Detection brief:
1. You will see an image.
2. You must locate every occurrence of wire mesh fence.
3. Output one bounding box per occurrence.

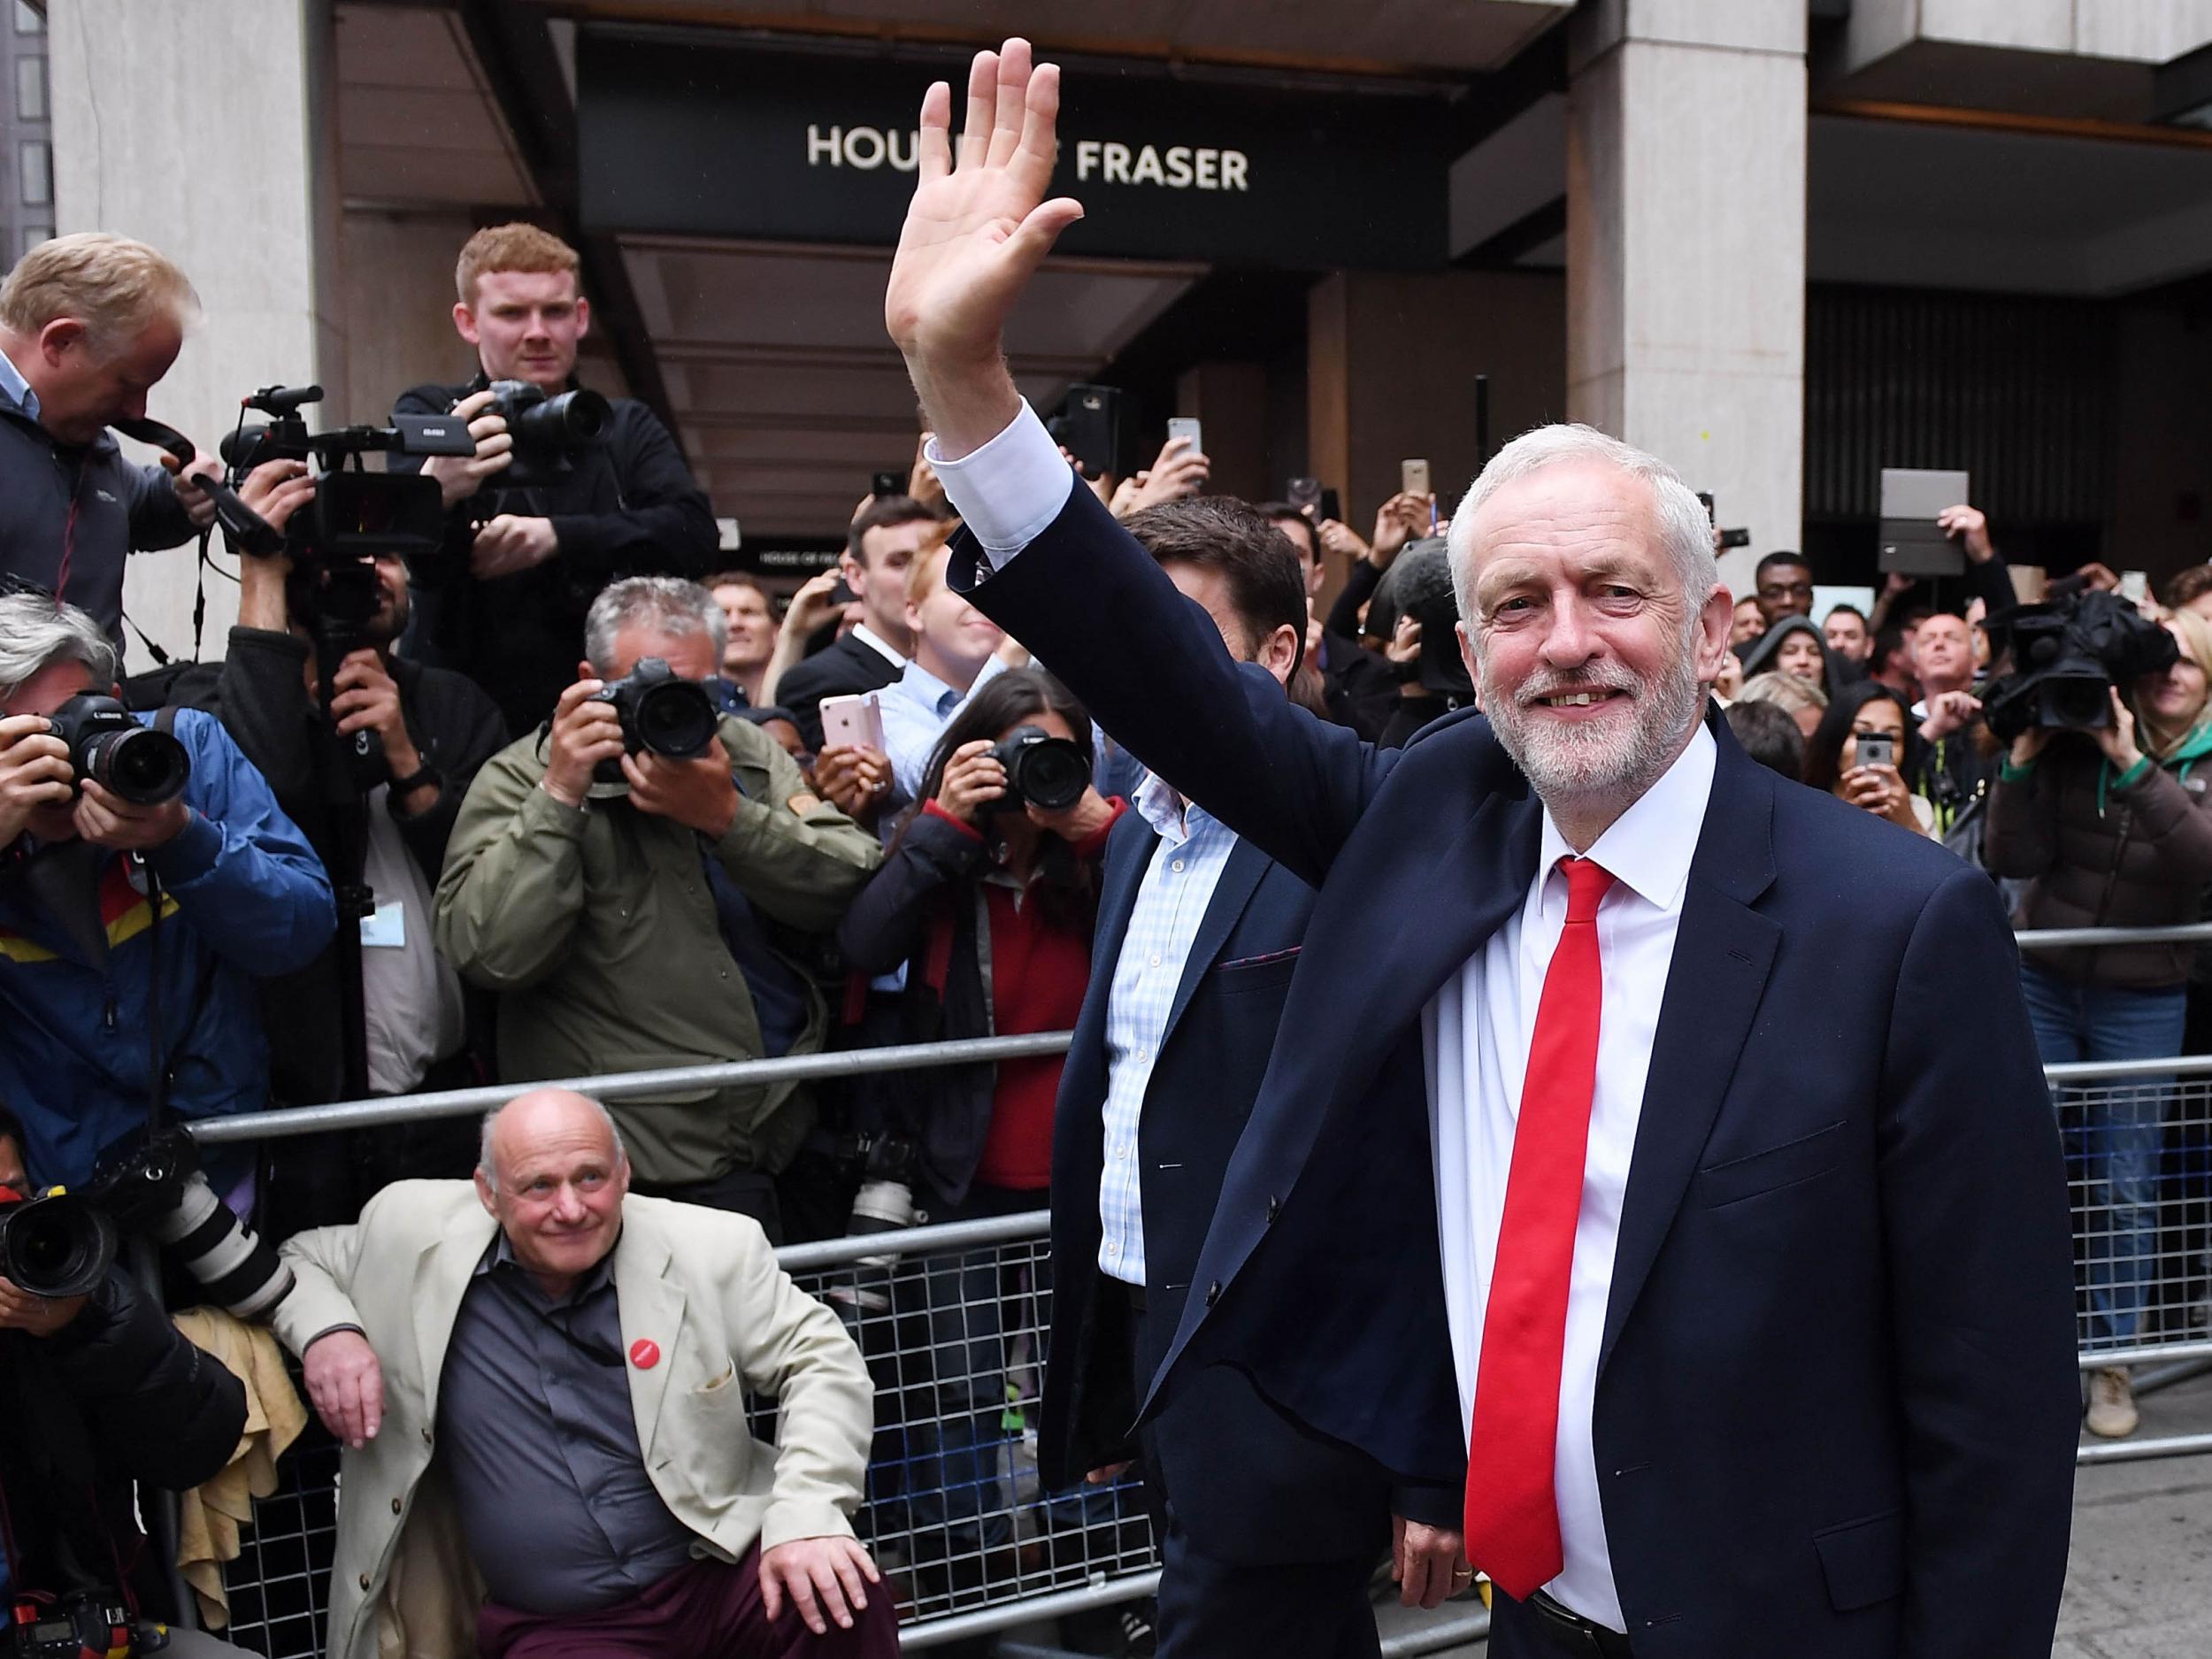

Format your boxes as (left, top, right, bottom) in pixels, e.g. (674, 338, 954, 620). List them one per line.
(201, 1039, 2212, 1656)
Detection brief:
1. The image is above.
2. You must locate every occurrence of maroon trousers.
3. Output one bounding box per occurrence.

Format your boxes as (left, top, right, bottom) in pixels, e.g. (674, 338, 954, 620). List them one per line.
(478, 1549, 900, 1659)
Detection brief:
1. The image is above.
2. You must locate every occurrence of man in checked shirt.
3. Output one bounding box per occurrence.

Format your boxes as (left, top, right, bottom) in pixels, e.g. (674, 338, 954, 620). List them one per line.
(1025, 495, 1464, 1657)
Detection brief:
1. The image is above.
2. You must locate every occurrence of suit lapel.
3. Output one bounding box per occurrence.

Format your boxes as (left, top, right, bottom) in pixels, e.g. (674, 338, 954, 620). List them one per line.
(413, 1204, 497, 1396)
(614, 1217, 686, 1455)
(1598, 735, 1779, 1378)
(1160, 834, 1271, 1047)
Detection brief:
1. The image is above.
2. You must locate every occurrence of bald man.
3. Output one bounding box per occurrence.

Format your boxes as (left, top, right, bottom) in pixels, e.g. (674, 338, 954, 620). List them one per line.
(273, 1089, 895, 1659)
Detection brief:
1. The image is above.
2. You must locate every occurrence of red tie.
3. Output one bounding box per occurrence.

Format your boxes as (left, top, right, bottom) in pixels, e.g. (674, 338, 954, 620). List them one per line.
(1463, 855, 1616, 1599)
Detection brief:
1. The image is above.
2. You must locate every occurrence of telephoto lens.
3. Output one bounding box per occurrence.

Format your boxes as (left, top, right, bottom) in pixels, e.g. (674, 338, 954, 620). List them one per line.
(46, 694, 191, 805)
(985, 724, 1089, 814)
(149, 1171, 296, 1321)
(0, 1188, 119, 1300)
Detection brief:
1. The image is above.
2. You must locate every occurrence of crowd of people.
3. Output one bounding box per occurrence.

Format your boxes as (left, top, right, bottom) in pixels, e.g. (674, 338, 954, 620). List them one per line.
(0, 84, 2199, 1656)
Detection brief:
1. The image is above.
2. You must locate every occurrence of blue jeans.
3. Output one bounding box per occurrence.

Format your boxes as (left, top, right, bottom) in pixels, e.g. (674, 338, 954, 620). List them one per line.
(2018, 962, 2185, 1347)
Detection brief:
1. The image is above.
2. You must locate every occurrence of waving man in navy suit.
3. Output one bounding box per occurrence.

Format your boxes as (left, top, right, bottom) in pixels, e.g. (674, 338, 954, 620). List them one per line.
(881, 40, 2079, 1659)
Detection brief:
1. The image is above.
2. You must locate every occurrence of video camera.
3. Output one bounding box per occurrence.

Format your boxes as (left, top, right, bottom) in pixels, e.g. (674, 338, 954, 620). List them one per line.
(216, 383, 476, 646)
(1980, 583, 2179, 744)
(0, 1127, 294, 1320)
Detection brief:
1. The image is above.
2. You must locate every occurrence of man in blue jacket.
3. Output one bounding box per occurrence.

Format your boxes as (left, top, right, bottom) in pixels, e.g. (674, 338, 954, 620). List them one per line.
(0, 593, 334, 1187)
(879, 42, 2078, 1659)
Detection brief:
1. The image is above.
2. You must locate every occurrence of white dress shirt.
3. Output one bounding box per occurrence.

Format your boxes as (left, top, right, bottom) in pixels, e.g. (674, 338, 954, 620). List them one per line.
(848, 620, 909, 673)
(1425, 726, 1715, 1631)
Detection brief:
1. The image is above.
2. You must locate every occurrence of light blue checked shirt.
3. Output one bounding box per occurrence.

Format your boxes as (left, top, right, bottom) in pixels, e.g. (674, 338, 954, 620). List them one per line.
(1091, 771, 1240, 1283)
(933, 406, 1245, 1285)
(880, 653, 1007, 799)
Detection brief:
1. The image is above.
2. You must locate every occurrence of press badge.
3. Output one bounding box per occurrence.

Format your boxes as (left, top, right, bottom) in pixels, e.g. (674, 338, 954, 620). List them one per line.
(360, 900, 406, 949)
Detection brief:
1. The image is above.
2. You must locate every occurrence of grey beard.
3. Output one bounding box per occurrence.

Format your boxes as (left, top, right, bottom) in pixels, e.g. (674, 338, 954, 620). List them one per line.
(1480, 635, 1706, 813)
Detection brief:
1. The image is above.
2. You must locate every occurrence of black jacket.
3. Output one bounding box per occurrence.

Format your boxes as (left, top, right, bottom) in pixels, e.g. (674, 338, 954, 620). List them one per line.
(0, 1269, 247, 1621)
(775, 632, 905, 754)
(172, 627, 509, 1105)
(0, 402, 197, 642)
(392, 376, 718, 736)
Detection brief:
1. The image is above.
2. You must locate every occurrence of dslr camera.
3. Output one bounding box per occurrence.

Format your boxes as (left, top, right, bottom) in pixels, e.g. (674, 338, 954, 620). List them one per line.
(0, 1128, 293, 1320)
(981, 725, 1088, 815)
(482, 378, 611, 490)
(4, 1589, 150, 1658)
(588, 657, 719, 785)
(1981, 585, 2178, 744)
(44, 695, 189, 805)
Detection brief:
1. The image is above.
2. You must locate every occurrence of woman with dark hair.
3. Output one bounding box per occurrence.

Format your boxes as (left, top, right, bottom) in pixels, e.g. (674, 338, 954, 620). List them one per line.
(834, 667, 1125, 1585)
(1802, 680, 1935, 836)
(1737, 611, 1843, 700)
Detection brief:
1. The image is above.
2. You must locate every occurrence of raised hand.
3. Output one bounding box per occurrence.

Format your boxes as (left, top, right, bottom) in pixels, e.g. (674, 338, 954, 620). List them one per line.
(884, 39, 1084, 457)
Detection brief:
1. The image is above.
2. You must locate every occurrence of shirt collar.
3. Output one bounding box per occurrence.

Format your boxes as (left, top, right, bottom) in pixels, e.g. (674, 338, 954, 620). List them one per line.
(1536, 720, 1717, 914)
(1133, 768, 1208, 847)
(895, 657, 963, 715)
(476, 1226, 621, 1301)
(850, 623, 908, 671)
(0, 345, 37, 423)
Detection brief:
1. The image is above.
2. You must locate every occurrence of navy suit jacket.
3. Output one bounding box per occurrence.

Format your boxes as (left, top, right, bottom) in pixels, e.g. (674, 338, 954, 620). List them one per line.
(953, 478, 2079, 1657)
(1040, 806, 1455, 1563)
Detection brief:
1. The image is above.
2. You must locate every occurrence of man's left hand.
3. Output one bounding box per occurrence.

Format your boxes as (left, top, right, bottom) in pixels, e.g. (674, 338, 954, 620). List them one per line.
(759, 1535, 880, 1635)
(1921, 689, 1983, 742)
(330, 651, 421, 775)
(74, 779, 188, 851)
(165, 455, 224, 532)
(471, 514, 559, 580)
(622, 740, 740, 838)
(1392, 1516, 1471, 1609)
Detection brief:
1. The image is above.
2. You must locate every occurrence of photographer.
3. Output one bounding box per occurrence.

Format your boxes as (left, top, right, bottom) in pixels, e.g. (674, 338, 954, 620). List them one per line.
(0, 234, 223, 641)
(0, 593, 334, 1192)
(434, 578, 880, 1237)
(1985, 607, 2212, 1440)
(833, 670, 1123, 1590)
(393, 225, 717, 737)
(172, 462, 508, 1216)
(0, 1105, 254, 1657)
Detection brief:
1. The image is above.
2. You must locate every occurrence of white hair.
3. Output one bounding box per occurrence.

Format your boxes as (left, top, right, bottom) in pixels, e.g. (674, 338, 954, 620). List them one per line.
(0, 593, 119, 701)
(582, 576, 726, 678)
(477, 1093, 626, 1194)
(1446, 423, 1720, 632)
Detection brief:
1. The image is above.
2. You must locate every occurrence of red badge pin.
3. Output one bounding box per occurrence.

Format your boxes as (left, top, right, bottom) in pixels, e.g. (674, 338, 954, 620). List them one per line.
(628, 1339, 661, 1370)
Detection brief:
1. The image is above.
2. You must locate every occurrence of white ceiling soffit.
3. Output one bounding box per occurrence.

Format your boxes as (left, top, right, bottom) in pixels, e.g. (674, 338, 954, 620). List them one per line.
(1448, 92, 1566, 258)
(334, 3, 535, 209)
(1808, 113, 2212, 296)
(619, 237, 1202, 535)
(519, 0, 1573, 74)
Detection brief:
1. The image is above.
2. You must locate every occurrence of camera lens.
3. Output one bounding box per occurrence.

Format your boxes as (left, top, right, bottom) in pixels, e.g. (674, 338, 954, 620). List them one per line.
(85, 726, 191, 805)
(2043, 673, 2113, 730)
(1011, 737, 1088, 812)
(631, 679, 718, 759)
(0, 1194, 118, 1299)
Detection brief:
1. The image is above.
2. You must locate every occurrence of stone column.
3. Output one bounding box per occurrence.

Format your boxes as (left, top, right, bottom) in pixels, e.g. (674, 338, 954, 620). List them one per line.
(1567, 0, 1806, 597)
(48, 0, 342, 669)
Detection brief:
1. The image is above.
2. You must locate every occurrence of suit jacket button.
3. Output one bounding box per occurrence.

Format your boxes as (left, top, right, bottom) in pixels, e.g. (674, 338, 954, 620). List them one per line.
(358, 1573, 372, 1591)
(421, 1426, 434, 1444)
(1265, 1196, 1280, 1223)
(390, 1498, 403, 1515)
(1205, 1281, 1221, 1307)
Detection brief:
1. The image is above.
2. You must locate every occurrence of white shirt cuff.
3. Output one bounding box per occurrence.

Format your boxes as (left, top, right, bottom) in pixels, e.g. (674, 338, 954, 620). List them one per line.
(927, 399, 1079, 566)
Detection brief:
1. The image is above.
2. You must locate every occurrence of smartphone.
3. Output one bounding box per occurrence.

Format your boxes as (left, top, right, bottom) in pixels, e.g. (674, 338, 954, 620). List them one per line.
(1057, 383, 1122, 479)
(1167, 417, 1203, 456)
(2120, 570, 2150, 605)
(1286, 476, 1322, 516)
(870, 470, 903, 499)
(819, 691, 886, 753)
(1855, 731, 1896, 772)
(1318, 487, 1341, 525)
(1402, 458, 1432, 497)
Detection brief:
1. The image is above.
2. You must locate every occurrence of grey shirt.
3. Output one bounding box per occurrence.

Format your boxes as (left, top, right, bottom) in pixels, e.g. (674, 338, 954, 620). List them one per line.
(435, 1233, 696, 1615)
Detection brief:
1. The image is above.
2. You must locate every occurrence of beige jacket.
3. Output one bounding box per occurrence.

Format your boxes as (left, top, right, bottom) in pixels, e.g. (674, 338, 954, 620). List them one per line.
(273, 1181, 873, 1659)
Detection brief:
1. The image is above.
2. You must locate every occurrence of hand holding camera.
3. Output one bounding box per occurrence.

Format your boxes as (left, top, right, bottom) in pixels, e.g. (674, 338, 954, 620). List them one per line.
(72, 779, 188, 853)
(421, 387, 514, 511)
(622, 741, 739, 839)
(2092, 689, 2143, 772)
(936, 739, 1007, 824)
(1025, 782, 1116, 842)
(542, 679, 630, 807)
(239, 457, 318, 549)
(0, 714, 73, 843)
(0, 1273, 87, 1338)
(472, 512, 559, 581)
(329, 651, 419, 779)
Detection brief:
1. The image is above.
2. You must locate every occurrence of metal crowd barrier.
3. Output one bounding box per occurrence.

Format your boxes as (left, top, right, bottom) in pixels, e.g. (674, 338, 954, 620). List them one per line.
(190, 919, 2212, 1656)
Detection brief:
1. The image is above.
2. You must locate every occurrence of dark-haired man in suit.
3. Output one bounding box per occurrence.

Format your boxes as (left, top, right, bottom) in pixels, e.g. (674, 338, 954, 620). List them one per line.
(776, 497, 942, 753)
(878, 40, 2078, 1658)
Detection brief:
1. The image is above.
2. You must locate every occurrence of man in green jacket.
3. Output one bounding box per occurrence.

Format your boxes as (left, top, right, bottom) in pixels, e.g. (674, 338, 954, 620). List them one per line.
(436, 577, 880, 1234)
